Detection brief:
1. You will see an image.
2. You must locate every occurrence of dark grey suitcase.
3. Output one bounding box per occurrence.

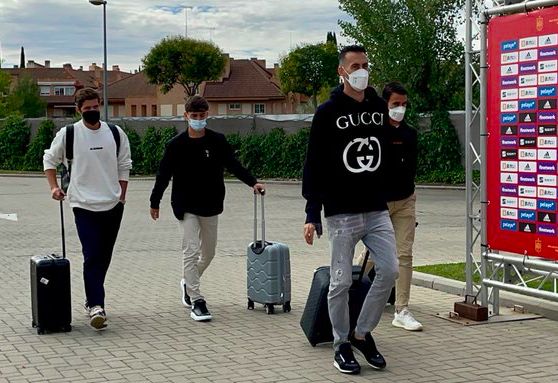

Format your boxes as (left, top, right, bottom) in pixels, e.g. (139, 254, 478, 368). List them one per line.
(247, 193, 291, 314)
(30, 200, 72, 334)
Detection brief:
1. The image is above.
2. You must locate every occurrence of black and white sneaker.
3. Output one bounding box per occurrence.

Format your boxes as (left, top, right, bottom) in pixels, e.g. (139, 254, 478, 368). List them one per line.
(349, 332, 386, 370)
(89, 306, 108, 330)
(180, 278, 191, 307)
(191, 299, 212, 322)
(333, 343, 361, 374)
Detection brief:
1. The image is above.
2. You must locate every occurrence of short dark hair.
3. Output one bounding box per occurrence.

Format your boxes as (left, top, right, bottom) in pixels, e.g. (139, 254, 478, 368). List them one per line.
(339, 45, 367, 64)
(382, 81, 408, 102)
(185, 95, 209, 112)
(75, 88, 101, 109)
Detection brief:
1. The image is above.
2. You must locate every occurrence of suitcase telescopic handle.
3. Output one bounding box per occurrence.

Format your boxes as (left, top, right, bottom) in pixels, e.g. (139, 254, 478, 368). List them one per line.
(253, 191, 265, 247)
(59, 174, 66, 259)
(359, 250, 371, 282)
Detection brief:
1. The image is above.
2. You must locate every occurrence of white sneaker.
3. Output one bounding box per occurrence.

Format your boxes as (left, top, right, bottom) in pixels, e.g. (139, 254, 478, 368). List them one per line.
(392, 308, 423, 331)
(89, 306, 107, 330)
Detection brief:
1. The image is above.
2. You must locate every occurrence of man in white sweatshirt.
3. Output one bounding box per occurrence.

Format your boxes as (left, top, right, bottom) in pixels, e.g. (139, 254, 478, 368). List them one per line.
(43, 88, 132, 330)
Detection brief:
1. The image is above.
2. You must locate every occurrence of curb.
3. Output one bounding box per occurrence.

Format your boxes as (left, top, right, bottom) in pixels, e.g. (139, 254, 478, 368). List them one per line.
(413, 271, 558, 321)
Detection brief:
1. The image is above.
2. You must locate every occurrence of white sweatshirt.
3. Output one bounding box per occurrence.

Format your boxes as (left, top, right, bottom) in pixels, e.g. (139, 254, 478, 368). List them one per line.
(43, 120, 132, 211)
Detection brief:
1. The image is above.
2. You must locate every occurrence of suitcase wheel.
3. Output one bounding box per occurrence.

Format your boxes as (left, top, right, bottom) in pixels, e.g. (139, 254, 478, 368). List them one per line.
(247, 299, 255, 310)
(32, 321, 36, 328)
(37, 327, 45, 335)
(63, 325, 72, 333)
(282, 301, 291, 313)
(265, 304, 274, 315)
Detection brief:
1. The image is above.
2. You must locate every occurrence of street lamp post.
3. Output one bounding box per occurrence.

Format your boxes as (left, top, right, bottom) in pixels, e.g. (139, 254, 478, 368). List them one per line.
(184, 5, 192, 38)
(89, 0, 108, 122)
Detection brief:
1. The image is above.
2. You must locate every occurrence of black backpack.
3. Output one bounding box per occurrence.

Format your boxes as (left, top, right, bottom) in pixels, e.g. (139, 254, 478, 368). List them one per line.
(60, 123, 120, 193)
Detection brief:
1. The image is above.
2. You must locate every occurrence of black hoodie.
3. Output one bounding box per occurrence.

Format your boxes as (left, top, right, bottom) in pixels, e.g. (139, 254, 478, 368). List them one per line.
(302, 85, 390, 225)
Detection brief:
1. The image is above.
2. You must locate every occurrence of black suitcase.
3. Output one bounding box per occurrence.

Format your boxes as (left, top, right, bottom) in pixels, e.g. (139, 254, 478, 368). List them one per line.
(300, 252, 373, 347)
(30, 200, 72, 334)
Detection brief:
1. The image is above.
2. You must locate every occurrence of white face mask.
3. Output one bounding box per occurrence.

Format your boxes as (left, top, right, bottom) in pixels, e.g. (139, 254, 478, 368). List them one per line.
(343, 68, 369, 91)
(389, 106, 406, 123)
(188, 118, 207, 131)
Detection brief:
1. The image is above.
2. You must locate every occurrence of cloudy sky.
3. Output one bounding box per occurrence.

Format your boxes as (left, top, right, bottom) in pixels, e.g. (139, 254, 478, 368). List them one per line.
(0, 0, 352, 73)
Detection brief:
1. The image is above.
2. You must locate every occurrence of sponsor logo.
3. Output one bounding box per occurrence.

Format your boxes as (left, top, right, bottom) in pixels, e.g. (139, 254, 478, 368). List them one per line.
(501, 208, 518, 219)
(537, 16, 544, 32)
(520, 87, 538, 98)
(502, 40, 519, 51)
(501, 161, 518, 171)
(519, 100, 536, 110)
(501, 64, 519, 76)
(520, 37, 537, 49)
(519, 74, 537, 87)
(502, 76, 519, 87)
(519, 198, 537, 210)
(538, 161, 557, 173)
(501, 88, 518, 100)
(539, 174, 557, 186)
(538, 149, 558, 160)
(519, 210, 536, 221)
(501, 196, 518, 208)
(501, 137, 518, 147)
(539, 86, 557, 96)
(538, 125, 557, 135)
(519, 185, 537, 197)
(501, 101, 518, 112)
(519, 49, 538, 62)
(501, 125, 517, 135)
(539, 60, 558, 72)
(501, 149, 518, 159)
(535, 238, 542, 253)
(537, 136, 557, 148)
(519, 125, 536, 135)
(501, 52, 519, 63)
(518, 161, 536, 172)
(537, 224, 557, 235)
(538, 187, 557, 199)
(501, 113, 517, 123)
(500, 219, 517, 231)
(538, 212, 557, 223)
(519, 112, 536, 123)
(518, 149, 536, 159)
(519, 137, 536, 147)
(519, 222, 536, 233)
(538, 199, 556, 211)
(520, 63, 537, 73)
(518, 173, 536, 184)
(538, 73, 558, 85)
(501, 172, 518, 184)
(538, 99, 557, 110)
(539, 47, 558, 58)
(539, 34, 558, 47)
(501, 185, 518, 196)
(538, 112, 556, 122)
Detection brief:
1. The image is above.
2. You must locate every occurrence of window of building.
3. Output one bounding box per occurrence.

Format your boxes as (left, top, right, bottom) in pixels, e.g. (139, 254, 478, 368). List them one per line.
(131, 105, 137, 117)
(229, 103, 241, 110)
(151, 105, 157, 116)
(53, 86, 75, 96)
(254, 103, 265, 114)
(141, 105, 147, 117)
(40, 86, 50, 96)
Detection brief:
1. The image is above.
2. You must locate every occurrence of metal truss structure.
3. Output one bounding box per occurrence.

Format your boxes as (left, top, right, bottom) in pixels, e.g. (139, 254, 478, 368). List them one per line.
(465, 0, 558, 316)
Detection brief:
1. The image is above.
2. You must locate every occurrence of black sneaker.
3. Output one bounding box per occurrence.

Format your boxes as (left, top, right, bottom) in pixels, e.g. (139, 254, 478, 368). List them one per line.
(333, 342, 361, 374)
(349, 332, 386, 370)
(180, 278, 191, 307)
(191, 299, 212, 322)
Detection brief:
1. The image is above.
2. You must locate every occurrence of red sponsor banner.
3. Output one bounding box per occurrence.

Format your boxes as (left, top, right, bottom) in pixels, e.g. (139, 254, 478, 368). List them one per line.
(487, 7, 558, 260)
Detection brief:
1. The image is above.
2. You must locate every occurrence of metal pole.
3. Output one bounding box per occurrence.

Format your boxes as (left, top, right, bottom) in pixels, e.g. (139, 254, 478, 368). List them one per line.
(486, 0, 558, 16)
(464, 0, 474, 296)
(483, 279, 558, 302)
(102, 2, 108, 122)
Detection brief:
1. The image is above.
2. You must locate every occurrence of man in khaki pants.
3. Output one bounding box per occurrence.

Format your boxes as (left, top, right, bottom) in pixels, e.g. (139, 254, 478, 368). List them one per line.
(357, 82, 422, 331)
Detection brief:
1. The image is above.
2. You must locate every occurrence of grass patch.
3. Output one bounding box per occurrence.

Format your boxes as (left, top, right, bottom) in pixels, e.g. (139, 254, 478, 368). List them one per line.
(414, 262, 556, 292)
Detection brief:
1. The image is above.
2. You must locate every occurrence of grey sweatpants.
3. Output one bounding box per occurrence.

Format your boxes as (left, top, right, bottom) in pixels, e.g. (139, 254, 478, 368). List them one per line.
(326, 211, 399, 349)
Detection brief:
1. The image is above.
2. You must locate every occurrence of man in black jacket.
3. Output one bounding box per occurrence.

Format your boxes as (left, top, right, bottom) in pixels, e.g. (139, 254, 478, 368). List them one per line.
(150, 96, 264, 322)
(302, 45, 399, 374)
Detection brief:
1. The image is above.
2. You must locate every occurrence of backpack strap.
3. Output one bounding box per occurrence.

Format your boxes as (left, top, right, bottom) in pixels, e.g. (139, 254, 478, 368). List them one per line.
(65, 124, 74, 162)
(107, 123, 121, 157)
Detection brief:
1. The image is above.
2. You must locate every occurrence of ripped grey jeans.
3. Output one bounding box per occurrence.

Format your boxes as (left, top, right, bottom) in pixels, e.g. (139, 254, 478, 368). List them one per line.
(326, 211, 399, 349)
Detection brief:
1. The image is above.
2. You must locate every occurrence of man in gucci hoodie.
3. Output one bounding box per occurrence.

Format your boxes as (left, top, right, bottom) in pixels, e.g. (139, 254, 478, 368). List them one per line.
(302, 45, 399, 375)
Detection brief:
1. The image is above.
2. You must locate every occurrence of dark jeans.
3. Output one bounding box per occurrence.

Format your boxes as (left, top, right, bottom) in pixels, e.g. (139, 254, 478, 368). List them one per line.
(73, 202, 124, 308)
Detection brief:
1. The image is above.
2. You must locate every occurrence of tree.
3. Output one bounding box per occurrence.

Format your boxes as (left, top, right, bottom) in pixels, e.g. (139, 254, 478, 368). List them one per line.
(326, 32, 338, 46)
(142, 36, 226, 100)
(278, 43, 339, 109)
(6, 75, 46, 117)
(0, 70, 11, 118)
(339, 0, 466, 112)
(20, 47, 25, 69)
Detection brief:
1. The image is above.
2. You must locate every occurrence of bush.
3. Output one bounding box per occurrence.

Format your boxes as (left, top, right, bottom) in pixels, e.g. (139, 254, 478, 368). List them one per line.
(239, 133, 266, 177)
(140, 126, 177, 175)
(23, 119, 55, 171)
(123, 127, 143, 175)
(0, 114, 30, 170)
(281, 128, 310, 178)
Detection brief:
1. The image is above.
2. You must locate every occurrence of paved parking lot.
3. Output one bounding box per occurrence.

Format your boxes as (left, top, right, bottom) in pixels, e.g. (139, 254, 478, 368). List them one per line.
(1, 177, 557, 382)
